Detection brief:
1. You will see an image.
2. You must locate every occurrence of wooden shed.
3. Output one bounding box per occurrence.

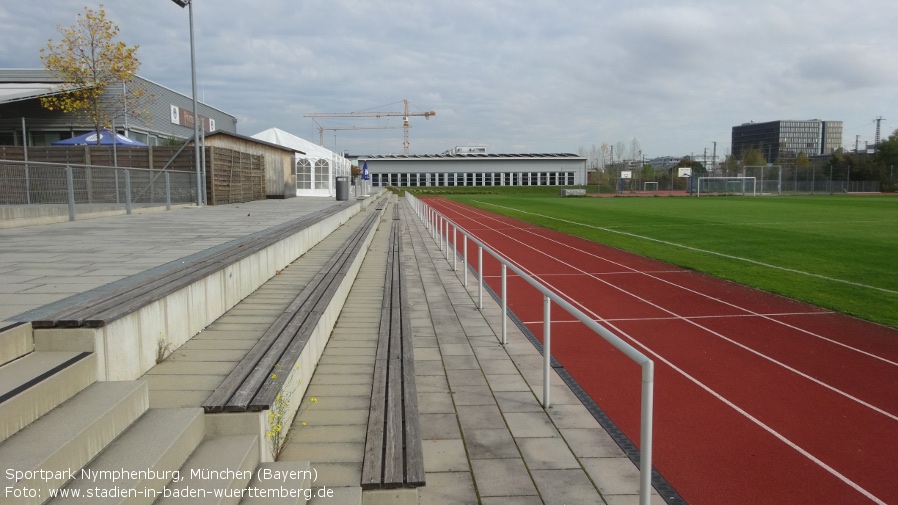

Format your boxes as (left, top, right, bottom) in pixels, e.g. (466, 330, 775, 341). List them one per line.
(203, 130, 300, 199)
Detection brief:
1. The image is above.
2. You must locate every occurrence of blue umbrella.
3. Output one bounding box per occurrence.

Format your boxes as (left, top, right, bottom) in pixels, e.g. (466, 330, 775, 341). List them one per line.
(52, 128, 147, 146)
(361, 161, 370, 180)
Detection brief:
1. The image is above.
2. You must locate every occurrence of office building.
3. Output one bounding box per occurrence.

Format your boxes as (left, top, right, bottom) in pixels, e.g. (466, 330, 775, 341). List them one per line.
(731, 119, 842, 163)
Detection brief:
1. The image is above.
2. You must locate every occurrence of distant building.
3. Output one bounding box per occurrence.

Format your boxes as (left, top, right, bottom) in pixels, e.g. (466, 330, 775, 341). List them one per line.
(0, 69, 237, 146)
(359, 152, 587, 187)
(442, 146, 487, 155)
(731, 119, 842, 163)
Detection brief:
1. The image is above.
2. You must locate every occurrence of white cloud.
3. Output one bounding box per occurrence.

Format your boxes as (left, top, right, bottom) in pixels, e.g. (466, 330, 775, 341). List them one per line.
(3, 0, 898, 156)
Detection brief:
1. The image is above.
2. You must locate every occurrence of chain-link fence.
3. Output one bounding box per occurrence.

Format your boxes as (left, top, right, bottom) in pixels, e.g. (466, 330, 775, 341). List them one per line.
(1, 159, 196, 222)
(738, 165, 881, 195)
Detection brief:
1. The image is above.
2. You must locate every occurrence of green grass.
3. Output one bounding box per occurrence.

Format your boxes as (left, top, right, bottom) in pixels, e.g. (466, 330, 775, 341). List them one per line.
(420, 191, 898, 329)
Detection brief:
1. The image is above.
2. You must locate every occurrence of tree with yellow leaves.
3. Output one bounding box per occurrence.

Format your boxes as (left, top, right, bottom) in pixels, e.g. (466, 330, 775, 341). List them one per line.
(40, 5, 150, 141)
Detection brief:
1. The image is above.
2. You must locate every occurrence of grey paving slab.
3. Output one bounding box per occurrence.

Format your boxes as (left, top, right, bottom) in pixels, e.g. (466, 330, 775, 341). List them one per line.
(422, 439, 469, 472)
(530, 469, 604, 505)
(517, 438, 580, 470)
(4, 194, 657, 504)
(463, 428, 520, 460)
(280, 442, 364, 463)
(470, 458, 539, 497)
(418, 472, 478, 505)
(419, 413, 462, 440)
(0, 197, 347, 321)
(398, 198, 655, 504)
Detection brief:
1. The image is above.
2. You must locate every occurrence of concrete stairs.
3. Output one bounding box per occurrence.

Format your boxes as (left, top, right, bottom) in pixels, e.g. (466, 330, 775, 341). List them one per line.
(0, 323, 319, 505)
(0, 322, 33, 367)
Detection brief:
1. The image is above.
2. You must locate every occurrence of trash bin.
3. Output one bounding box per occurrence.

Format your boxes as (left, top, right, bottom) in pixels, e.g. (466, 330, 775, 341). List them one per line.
(335, 176, 349, 201)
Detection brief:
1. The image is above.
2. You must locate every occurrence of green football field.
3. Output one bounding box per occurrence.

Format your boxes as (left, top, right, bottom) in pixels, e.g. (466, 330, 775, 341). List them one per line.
(431, 192, 898, 329)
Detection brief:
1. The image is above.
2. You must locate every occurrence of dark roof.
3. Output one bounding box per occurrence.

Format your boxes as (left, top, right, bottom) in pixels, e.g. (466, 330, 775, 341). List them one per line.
(204, 130, 303, 154)
(359, 153, 584, 160)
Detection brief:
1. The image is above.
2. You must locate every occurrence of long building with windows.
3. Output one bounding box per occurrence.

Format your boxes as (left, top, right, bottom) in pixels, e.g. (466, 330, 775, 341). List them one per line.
(358, 152, 587, 187)
(731, 119, 842, 163)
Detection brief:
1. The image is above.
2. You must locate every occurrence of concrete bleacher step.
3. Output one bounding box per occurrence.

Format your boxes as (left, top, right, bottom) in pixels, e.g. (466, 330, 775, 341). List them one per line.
(156, 434, 259, 505)
(238, 461, 311, 505)
(0, 351, 96, 444)
(0, 322, 34, 366)
(0, 380, 148, 505)
(48, 407, 205, 505)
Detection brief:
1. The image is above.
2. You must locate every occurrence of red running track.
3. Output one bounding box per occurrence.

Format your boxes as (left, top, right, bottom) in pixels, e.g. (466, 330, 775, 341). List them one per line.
(424, 197, 898, 505)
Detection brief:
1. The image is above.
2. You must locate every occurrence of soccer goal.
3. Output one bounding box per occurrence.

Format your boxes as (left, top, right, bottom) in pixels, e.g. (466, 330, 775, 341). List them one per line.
(697, 177, 757, 197)
(643, 181, 659, 192)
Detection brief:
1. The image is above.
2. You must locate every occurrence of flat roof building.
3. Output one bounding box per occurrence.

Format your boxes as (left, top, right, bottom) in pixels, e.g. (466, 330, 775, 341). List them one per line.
(731, 119, 842, 163)
(359, 152, 587, 188)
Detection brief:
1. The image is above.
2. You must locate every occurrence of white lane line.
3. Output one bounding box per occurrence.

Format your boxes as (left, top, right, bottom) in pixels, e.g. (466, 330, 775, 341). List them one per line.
(515, 220, 898, 369)
(472, 200, 898, 297)
(486, 221, 898, 422)
(437, 198, 898, 414)
(436, 201, 887, 505)
(440, 201, 891, 503)
(446, 199, 898, 369)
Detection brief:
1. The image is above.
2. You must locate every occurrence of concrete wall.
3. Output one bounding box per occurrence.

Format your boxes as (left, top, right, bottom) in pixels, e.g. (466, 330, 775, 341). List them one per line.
(33, 201, 364, 381)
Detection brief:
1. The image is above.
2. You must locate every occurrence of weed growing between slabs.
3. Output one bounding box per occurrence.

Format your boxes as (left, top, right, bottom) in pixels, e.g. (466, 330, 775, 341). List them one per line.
(266, 363, 317, 461)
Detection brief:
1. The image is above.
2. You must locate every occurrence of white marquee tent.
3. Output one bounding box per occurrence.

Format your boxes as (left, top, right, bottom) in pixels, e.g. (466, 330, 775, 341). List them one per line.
(252, 127, 351, 197)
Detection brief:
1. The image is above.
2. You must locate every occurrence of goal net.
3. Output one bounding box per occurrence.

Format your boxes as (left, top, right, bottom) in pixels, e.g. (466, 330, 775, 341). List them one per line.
(697, 177, 757, 197)
(643, 181, 659, 192)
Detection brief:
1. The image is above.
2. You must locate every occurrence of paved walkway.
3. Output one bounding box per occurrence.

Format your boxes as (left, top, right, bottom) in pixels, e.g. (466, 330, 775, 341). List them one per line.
(0, 195, 663, 504)
(282, 198, 663, 504)
(0, 198, 345, 324)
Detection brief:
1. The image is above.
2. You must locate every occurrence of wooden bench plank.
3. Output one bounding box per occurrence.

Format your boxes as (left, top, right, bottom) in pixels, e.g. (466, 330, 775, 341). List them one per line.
(403, 357, 425, 487)
(202, 211, 378, 413)
(361, 359, 388, 488)
(361, 209, 425, 489)
(32, 205, 351, 328)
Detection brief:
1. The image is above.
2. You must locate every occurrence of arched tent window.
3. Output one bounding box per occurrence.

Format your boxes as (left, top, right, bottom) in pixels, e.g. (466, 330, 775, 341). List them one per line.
(296, 159, 312, 190)
(315, 159, 330, 189)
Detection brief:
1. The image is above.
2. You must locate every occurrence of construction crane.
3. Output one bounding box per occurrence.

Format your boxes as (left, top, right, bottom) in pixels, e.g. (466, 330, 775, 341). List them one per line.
(304, 99, 436, 154)
(309, 120, 402, 147)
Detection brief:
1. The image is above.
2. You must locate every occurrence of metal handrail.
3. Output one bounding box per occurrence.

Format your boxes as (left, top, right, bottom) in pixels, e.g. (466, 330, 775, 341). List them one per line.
(405, 192, 655, 505)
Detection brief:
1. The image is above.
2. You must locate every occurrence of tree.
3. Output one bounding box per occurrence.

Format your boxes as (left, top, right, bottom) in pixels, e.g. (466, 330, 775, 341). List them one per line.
(875, 129, 898, 182)
(676, 156, 706, 176)
(741, 147, 766, 167)
(40, 5, 143, 140)
(722, 154, 740, 175)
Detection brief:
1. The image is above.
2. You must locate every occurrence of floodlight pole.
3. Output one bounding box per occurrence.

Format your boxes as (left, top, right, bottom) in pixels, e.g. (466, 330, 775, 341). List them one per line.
(172, 0, 203, 206)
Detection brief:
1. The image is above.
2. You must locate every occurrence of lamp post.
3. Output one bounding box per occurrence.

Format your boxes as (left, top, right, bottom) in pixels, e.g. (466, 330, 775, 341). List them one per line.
(171, 0, 203, 206)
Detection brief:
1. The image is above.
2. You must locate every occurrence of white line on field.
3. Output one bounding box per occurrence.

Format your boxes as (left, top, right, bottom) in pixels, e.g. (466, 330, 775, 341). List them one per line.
(472, 200, 898, 296)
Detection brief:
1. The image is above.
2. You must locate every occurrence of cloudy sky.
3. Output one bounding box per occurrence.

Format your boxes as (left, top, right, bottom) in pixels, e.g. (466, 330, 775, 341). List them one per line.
(2, 1, 897, 159)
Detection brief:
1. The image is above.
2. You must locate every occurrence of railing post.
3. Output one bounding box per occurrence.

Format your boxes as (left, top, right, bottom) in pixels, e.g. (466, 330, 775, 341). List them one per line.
(453, 226, 457, 271)
(542, 295, 551, 408)
(463, 236, 468, 287)
(165, 172, 172, 211)
(65, 165, 75, 222)
(24, 165, 31, 205)
(640, 361, 655, 505)
(124, 169, 132, 215)
(478, 245, 483, 309)
(446, 222, 451, 261)
(22, 117, 31, 204)
(114, 169, 121, 204)
(501, 263, 507, 345)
